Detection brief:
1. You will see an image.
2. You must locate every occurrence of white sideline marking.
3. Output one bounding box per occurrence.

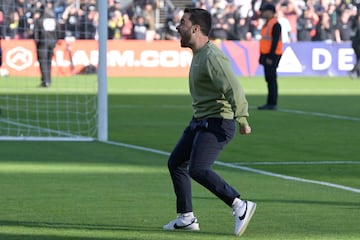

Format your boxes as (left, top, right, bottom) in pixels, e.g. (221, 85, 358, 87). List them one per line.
(279, 108, 360, 121)
(105, 141, 360, 194)
(0, 119, 91, 140)
(113, 104, 360, 121)
(106, 141, 170, 156)
(114, 105, 360, 121)
(234, 161, 360, 165)
(215, 162, 360, 194)
(111, 104, 188, 109)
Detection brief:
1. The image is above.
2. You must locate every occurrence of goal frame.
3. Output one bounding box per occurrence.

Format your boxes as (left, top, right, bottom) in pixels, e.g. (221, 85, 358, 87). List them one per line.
(0, 1, 108, 142)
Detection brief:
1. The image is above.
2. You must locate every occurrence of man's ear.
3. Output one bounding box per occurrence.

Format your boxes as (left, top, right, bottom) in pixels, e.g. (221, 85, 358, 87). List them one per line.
(192, 25, 199, 33)
(192, 25, 196, 34)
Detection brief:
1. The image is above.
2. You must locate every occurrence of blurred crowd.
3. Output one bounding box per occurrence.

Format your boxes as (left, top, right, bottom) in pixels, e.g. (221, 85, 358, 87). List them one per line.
(0, 0, 162, 40)
(200, 0, 360, 42)
(1, 0, 360, 42)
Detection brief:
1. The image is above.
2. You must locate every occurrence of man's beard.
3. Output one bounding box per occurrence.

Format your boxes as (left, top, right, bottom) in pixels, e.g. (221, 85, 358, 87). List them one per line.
(180, 32, 191, 48)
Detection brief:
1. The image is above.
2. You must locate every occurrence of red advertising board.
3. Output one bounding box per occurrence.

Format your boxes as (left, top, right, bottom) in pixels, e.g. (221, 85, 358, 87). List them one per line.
(2, 39, 193, 77)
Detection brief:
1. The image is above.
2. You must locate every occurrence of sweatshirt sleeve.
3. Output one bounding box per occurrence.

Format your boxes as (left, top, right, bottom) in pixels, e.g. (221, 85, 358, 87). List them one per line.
(208, 53, 250, 127)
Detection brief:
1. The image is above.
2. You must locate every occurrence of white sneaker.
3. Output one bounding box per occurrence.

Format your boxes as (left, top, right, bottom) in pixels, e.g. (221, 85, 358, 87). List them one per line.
(163, 213, 200, 231)
(233, 200, 256, 236)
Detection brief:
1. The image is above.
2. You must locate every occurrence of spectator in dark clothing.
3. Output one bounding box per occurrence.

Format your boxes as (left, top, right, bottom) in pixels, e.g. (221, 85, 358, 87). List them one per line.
(221, 3, 237, 40)
(109, 0, 122, 14)
(79, 4, 98, 39)
(234, 3, 251, 40)
(62, 4, 80, 39)
(133, 15, 147, 40)
(210, 12, 229, 40)
(164, 11, 181, 40)
(297, 8, 315, 41)
(334, 9, 352, 42)
(16, 5, 29, 38)
(313, 11, 334, 42)
(33, 3, 59, 87)
(235, 13, 250, 40)
(349, 14, 360, 78)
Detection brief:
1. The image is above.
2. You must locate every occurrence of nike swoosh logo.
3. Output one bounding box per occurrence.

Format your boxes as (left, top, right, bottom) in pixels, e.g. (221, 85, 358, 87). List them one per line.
(174, 219, 196, 229)
(238, 201, 248, 221)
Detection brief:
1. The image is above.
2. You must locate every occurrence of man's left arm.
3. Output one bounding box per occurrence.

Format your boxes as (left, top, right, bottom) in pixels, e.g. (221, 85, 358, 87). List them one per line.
(208, 52, 250, 133)
(269, 23, 281, 58)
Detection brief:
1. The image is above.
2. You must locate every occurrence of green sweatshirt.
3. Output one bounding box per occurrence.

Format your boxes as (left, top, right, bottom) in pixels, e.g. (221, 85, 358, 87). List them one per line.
(189, 41, 249, 127)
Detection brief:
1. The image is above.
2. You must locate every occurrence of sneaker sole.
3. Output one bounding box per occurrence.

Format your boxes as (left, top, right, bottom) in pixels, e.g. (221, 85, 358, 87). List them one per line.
(163, 223, 200, 231)
(163, 219, 200, 231)
(236, 202, 256, 237)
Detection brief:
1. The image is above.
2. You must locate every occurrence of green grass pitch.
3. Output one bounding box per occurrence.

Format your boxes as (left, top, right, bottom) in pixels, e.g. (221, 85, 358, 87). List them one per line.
(0, 75, 359, 240)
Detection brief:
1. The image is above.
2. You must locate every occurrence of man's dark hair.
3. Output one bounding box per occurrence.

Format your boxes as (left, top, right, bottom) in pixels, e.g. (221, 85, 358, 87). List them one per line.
(184, 8, 212, 36)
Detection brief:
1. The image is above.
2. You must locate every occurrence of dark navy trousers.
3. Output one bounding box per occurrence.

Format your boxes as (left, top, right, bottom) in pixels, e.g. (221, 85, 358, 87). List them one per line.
(261, 54, 281, 106)
(167, 118, 240, 213)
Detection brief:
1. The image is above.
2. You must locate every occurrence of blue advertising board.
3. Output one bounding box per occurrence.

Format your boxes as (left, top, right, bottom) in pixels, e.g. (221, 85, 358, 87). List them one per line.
(221, 41, 355, 77)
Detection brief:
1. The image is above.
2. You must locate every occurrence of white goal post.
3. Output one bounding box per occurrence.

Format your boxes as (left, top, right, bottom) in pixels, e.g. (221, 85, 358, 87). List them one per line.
(0, 1, 108, 142)
(97, 0, 108, 142)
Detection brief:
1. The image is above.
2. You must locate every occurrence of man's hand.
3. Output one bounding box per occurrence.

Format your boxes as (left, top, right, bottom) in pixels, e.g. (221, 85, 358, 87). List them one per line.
(265, 57, 273, 65)
(239, 125, 251, 135)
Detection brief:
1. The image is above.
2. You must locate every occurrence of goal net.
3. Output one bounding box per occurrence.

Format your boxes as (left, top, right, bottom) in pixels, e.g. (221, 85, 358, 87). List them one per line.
(0, 1, 106, 141)
(0, 76, 98, 141)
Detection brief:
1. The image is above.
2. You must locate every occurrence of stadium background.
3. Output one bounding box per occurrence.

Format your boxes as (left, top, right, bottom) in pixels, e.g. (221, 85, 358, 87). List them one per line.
(0, 1, 359, 239)
(0, 0, 359, 77)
